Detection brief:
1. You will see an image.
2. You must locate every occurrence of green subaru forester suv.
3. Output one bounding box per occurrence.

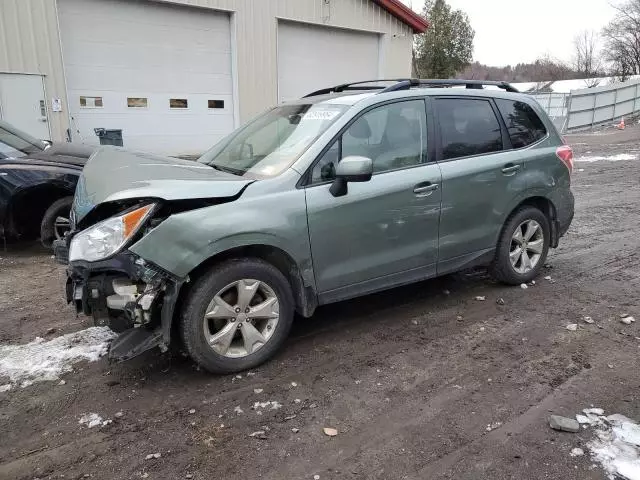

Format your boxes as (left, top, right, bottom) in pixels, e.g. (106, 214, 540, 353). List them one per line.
(56, 79, 574, 374)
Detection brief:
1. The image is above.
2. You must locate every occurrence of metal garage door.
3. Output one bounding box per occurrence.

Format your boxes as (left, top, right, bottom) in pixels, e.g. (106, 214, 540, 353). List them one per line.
(58, 0, 235, 156)
(277, 21, 381, 102)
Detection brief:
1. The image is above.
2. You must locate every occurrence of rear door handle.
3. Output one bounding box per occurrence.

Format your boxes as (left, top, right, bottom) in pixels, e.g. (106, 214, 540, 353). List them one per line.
(501, 164, 521, 175)
(413, 182, 439, 196)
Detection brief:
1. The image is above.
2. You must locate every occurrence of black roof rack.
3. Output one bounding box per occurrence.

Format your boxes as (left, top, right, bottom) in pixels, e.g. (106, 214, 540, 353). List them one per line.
(303, 78, 519, 97)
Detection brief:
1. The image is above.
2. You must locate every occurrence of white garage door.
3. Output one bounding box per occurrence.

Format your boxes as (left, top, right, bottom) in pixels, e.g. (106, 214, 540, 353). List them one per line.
(58, 0, 235, 156)
(277, 22, 381, 102)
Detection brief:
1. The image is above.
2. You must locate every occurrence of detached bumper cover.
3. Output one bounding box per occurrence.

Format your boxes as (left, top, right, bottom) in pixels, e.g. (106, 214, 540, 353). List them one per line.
(60, 243, 184, 361)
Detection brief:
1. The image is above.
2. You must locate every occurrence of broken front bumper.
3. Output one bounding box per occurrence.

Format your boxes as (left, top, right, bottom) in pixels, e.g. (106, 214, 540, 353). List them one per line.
(55, 239, 184, 361)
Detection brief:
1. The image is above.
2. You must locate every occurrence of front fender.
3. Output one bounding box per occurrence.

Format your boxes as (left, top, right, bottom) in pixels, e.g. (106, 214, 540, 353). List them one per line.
(129, 188, 314, 286)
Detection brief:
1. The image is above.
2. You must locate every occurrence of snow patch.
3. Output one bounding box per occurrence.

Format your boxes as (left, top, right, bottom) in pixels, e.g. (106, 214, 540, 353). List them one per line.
(0, 327, 116, 388)
(576, 154, 637, 163)
(579, 409, 640, 480)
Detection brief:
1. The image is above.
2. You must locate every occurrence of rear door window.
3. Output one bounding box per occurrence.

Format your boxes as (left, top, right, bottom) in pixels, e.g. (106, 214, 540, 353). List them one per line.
(435, 98, 503, 160)
(496, 99, 547, 149)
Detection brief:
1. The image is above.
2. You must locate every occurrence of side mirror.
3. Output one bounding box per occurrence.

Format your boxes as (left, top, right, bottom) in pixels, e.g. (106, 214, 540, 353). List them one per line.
(329, 156, 373, 197)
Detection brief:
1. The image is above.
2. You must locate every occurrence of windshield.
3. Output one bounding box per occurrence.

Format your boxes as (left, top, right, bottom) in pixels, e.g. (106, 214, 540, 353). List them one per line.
(0, 120, 46, 159)
(198, 103, 349, 178)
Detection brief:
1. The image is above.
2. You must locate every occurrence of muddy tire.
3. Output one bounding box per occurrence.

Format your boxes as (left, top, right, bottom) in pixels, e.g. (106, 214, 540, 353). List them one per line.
(180, 258, 295, 374)
(40, 196, 73, 248)
(490, 206, 550, 285)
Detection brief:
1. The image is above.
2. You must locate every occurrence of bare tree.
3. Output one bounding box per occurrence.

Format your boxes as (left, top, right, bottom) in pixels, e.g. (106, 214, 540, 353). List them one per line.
(602, 0, 640, 79)
(572, 30, 602, 77)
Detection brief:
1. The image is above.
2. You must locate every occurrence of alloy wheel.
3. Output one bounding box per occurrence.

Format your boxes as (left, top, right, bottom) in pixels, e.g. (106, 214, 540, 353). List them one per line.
(203, 279, 280, 358)
(509, 219, 544, 274)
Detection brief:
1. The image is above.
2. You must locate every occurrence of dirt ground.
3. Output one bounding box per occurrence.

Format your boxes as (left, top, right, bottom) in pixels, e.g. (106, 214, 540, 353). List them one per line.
(1, 126, 640, 480)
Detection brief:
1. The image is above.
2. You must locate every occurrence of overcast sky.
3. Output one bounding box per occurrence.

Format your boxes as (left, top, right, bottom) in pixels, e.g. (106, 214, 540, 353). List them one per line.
(401, 0, 617, 66)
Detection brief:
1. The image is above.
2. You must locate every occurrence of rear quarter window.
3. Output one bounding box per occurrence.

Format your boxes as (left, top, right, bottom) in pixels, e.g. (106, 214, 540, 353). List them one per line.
(496, 99, 547, 149)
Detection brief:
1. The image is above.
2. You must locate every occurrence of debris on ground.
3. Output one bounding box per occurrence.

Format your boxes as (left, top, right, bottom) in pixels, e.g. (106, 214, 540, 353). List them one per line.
(284, 414, 297, 420)
(249, 430, 267, 439)
(566, 324, 579, 331)
(145, 453, 161, 460)
(0, 326, 116, 388)
(0, 384, 11, 393)
(521, 283, 528, 290)
(584, 408, 605, 415)
(58, 379, 66, 385)
(294, 399, 301, 404)
(188, 409, 196, 414)
(474, 296, 486, 301)
(496, 298, 505, 306)
(292, 427, 299, 433)
(252, 401, 282, 411)
(323, 427, 338, 437)
(253, 388, 263, 394)
(79, 413, 104, 428)
(583, 316, 595, 324)
(234, 406, 244, 414)
(549, 415, 580, 433)
(411, 319, 419, 325)
(443, 289, 450, 295)
(114, 411, 124, 418)
(486, 422, 502, 432)
(291, 382, 298, 387)
(544, 276, 552, 281)
(314, 475, 320, 480)
(456, 315, 464, 321)
(620, 316, 635, 325)
(570, 447, 584, 457)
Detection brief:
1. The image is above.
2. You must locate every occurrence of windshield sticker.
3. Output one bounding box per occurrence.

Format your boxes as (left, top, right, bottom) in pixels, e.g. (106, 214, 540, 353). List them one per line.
(302, 110, 341, 121)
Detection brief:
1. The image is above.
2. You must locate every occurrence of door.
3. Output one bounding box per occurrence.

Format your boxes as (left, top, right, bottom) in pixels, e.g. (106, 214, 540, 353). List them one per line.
(434, 97, 524, 272)
(277, 21, 380, 102)
(305, 99, 442, 303)
(58, 0, 235, 156)
(0, 74, 50, 140)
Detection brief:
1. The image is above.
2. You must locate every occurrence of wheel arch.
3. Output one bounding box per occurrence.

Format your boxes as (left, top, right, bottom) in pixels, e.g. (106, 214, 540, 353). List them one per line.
(7, 183, 75, 239)
(500, 195, 559, 248)
(176, 244, 318, 325)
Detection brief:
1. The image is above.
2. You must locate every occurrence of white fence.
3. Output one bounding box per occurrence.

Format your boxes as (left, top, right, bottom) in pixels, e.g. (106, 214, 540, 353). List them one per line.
(565, 79, 640, 131)
(528, 92, 569, 131)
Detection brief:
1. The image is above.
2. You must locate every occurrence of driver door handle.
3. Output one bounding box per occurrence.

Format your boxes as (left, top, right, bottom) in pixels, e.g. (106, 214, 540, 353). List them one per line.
(501, 163, 521, 175)
(413, 182, 439, 196)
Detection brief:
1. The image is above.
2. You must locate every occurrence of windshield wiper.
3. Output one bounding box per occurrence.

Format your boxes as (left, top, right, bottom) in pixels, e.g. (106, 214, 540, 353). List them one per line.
(210, 164, 245, 176)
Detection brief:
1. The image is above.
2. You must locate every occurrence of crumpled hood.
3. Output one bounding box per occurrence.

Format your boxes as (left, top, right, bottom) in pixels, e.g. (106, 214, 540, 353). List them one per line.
(73, 147, 253, 222)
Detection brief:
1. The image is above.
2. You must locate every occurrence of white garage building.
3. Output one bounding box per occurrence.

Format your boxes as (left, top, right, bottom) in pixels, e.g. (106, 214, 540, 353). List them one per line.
(0, 0, 427, 156)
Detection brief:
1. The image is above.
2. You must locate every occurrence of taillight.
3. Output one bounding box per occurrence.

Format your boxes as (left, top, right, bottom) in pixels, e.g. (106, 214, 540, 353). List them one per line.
(556, 145, 574, 174)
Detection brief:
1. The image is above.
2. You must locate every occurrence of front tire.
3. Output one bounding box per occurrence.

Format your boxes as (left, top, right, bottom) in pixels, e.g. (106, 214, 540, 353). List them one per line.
(491, 206, 550, 285)
(40, 196, 73, 248)
(180, 258, 295, 374)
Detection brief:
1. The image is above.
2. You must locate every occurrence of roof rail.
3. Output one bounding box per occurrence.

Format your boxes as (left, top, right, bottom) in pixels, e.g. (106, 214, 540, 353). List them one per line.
(379, 79, 520, 93)
(303, 78, 519, 97)
(303, 79, 413, 97)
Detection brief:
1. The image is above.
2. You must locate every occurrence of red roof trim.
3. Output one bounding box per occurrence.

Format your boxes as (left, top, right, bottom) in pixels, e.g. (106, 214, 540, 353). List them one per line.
(372, 0, 429, 34)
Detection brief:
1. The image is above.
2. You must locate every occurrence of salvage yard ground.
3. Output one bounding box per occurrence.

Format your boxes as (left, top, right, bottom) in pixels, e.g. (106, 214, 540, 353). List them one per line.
(1, 126, 640, 480)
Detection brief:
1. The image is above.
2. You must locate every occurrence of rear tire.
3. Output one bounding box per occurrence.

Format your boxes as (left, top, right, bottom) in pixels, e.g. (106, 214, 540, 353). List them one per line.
(180, 258, 295, 374)
(40, 196, 73, 248)
(490, 206, 550, 285)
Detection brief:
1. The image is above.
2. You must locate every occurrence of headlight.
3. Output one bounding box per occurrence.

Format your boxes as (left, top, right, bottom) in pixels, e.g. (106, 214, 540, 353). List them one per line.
(69, 204, 155, 262)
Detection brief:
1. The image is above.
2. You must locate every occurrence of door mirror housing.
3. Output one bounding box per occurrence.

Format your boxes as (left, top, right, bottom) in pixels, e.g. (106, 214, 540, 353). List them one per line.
(329, 156, 373, 197)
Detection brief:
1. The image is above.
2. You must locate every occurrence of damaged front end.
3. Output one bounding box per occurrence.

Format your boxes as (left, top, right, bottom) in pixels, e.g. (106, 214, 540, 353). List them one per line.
(63, 248, 184, 362)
